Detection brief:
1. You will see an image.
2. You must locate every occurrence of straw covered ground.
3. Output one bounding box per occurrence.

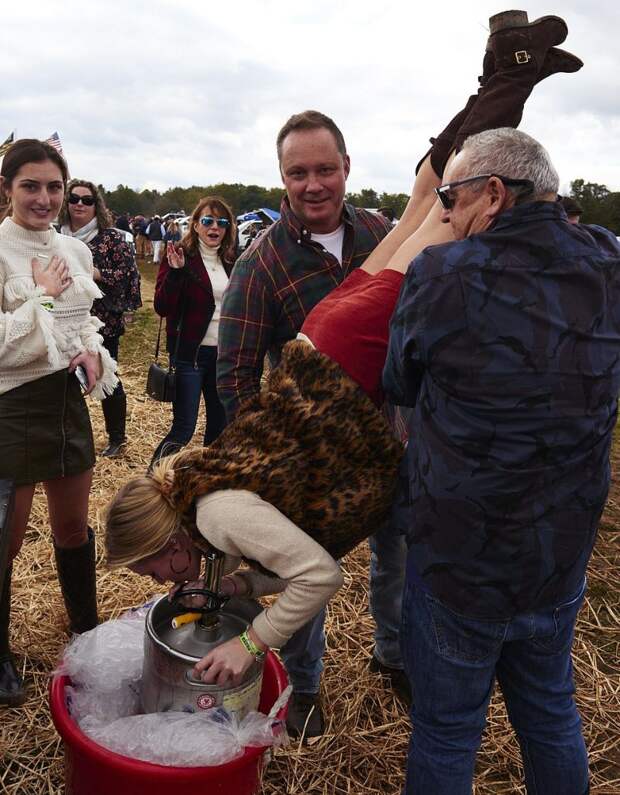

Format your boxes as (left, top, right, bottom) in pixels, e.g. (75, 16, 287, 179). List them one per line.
(1, 263, 619, 794)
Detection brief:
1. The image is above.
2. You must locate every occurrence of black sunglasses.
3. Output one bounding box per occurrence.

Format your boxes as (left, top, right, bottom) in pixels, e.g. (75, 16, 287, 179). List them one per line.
(435, 174, 534, 210)
(68, 193, 96, 206)
(200, 215, 230, 228)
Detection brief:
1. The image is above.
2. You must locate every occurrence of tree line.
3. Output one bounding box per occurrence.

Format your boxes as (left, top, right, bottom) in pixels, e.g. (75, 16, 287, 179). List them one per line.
(100, 182, 412, 219)
(569, 180, 620, 234)
(100, 179, 620, 234)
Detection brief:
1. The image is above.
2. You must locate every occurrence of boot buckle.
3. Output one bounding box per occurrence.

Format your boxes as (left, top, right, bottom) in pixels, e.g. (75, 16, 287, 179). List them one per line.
(514, 50, 531, 65)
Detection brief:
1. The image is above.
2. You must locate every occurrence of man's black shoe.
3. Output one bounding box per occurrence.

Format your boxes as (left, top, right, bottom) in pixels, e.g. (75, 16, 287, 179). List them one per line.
(369, 655, 412, 708)
(286, 692, 324, 739)
(0, 653, 26, 707)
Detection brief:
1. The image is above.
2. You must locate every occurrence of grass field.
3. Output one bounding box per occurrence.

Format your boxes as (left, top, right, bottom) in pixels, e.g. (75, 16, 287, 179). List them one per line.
(1, 260, 619, 794)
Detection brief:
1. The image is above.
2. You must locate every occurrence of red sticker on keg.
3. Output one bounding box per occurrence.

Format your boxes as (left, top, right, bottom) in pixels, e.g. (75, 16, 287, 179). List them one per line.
(197, 694, 217, 710)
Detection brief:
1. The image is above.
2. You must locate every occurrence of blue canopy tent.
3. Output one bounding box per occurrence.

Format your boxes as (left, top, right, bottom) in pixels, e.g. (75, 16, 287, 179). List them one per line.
(236, 208, 280, 225)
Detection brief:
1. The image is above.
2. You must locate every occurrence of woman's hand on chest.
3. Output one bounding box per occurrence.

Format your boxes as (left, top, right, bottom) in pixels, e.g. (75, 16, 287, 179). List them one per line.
(32, 255, 72, 298)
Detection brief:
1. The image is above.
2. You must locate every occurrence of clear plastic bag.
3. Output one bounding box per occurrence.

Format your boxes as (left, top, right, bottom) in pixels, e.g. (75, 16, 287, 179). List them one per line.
(59, 603, 150, 692)
(84, 708, 288, 767)
(58, 605, 290, 766)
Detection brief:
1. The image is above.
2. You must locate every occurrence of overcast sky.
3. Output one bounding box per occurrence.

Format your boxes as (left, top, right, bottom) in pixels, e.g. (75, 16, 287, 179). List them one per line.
(2, 1, 619, 197)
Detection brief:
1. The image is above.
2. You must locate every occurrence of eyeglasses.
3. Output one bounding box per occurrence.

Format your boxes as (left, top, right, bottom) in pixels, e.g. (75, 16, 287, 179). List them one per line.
(434, 174, 534, 210)
(68, 193, 96, 206)
(199, 215, 230, 229)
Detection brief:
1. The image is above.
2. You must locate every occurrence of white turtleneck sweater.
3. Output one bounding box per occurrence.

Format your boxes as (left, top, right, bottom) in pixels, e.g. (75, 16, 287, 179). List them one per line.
(0, 217, 118, 399)
(198, 240, 229, 347)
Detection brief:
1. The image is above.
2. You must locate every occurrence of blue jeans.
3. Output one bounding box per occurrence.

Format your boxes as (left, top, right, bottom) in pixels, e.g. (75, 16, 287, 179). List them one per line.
(369, 522, 407, 668)
(280, 608, 326, 694)
(401, 576, 589, 795)
(153, 346, 226, 461)
(280, 520, 406, 694)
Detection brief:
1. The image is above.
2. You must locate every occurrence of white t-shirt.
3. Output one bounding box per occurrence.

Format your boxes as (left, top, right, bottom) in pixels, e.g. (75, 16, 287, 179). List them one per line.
(311, 224, 345, 265)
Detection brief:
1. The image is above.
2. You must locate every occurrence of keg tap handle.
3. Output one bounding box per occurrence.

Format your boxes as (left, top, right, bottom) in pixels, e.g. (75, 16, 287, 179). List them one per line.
(169, 548, 229, 616)
(169, 587, 229, 616)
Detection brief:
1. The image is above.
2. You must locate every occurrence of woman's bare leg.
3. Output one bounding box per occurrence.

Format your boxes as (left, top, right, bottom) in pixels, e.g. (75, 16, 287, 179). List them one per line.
(361, 156, 443, 275)
(44, 469, 93, 548)
(7, 484, 36, 561)
(362, 152, 456, 277)
(385, 199, 454, 275)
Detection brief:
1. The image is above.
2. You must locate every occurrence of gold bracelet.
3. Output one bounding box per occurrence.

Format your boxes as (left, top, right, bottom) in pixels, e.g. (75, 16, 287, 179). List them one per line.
(239, 629, 265, 661)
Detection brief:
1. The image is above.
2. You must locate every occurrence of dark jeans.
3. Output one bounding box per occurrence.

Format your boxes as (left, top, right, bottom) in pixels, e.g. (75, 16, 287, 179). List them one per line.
(401, 575, 589, 795)
(153, 346, 226, 461)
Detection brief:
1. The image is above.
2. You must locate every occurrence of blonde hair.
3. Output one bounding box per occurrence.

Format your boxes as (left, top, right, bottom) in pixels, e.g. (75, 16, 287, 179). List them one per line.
(105, 453, 187, 568)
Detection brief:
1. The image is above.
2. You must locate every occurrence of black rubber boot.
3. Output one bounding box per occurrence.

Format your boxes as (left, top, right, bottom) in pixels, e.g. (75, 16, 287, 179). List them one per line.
(54, 528, 98, 634)
(101, 392, 127, 458)
(0, 564, 26, 706)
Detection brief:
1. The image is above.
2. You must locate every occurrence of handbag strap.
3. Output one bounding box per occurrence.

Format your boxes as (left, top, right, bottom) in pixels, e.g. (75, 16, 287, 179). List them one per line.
(154, 291, 187, 368)
(154, 316, 164, 361)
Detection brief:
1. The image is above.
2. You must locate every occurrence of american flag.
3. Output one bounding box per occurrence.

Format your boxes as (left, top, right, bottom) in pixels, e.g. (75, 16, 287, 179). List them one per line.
(0, 132, 14, 157)
(45, 131, 64, 156)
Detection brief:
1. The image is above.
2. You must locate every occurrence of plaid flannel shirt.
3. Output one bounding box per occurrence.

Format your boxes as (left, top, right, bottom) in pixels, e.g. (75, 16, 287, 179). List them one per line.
(217, 196, 391, 419)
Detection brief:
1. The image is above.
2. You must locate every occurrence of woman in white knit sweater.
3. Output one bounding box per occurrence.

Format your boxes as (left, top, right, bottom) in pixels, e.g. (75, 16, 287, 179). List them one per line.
(0, 139, 117, 706)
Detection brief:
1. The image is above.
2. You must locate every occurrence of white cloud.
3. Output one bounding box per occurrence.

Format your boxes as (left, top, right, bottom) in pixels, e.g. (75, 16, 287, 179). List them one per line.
(2, 0, 619, 194)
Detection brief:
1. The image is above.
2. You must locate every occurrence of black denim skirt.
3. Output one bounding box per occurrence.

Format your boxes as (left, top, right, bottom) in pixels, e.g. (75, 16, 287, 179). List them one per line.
(0, 369, 95, 486)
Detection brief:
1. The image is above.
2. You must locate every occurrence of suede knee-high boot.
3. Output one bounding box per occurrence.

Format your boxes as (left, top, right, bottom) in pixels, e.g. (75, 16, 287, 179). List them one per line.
(54, 528, 98, 634)
(423, 11, 582, 179)
(453, 13, 574, 150)
(0, 564, 26, 706)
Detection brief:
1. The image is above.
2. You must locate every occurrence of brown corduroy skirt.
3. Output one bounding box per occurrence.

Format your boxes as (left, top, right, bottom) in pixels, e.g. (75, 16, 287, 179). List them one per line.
(0, 369, 95, 486)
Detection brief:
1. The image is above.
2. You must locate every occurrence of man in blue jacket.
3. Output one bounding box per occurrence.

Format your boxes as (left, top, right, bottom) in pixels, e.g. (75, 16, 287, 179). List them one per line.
(384, 127, 620, 794)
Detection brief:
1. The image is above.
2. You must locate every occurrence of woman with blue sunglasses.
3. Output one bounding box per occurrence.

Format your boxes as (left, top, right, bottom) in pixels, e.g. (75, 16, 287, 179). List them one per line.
(150, 196, 237, 468)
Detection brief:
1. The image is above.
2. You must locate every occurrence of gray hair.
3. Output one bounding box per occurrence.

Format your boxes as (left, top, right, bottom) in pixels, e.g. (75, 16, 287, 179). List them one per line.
(459, 128, 559, 199)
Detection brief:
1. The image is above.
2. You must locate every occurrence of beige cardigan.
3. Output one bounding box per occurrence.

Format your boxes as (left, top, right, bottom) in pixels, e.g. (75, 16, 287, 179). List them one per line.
(196, 489, 344, 649)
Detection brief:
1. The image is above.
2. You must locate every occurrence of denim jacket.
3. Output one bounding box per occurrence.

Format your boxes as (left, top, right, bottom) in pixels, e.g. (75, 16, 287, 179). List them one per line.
(384, 201, 620, 619)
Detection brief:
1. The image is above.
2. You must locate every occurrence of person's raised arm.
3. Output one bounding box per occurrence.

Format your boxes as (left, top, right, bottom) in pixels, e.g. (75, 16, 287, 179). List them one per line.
(153, 246, 186, 318)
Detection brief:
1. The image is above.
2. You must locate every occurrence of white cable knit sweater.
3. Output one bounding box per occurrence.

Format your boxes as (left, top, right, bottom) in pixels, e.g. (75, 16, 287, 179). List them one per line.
(0, 217, 118, 399)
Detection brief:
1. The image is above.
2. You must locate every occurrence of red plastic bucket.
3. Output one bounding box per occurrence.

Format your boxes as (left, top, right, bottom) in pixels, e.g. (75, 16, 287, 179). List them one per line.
(49, 651, 289, 795)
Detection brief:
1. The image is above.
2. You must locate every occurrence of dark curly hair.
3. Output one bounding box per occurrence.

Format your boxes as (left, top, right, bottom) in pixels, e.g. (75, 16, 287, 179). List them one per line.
(57, 179, 113, 230)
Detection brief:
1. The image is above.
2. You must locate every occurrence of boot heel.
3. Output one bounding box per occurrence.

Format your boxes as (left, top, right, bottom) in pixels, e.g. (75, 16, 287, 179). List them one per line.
(489, 10, 529, 34)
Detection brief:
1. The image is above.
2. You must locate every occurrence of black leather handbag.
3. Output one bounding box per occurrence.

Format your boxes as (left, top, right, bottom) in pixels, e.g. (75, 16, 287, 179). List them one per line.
(146, 307, 185, 403)
(146, 358, 176, 402)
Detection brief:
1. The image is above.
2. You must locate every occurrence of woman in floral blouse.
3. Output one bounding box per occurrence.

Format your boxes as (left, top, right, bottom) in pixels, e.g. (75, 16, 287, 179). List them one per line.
(59, 180, 141, 456)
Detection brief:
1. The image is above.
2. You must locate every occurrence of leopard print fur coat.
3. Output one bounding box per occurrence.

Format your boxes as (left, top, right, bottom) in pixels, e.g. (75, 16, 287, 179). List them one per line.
(169, 340, 404, 563)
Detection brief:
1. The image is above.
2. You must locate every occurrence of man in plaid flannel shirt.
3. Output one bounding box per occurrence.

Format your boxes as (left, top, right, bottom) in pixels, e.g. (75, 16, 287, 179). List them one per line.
(217, 110, 410, 737)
